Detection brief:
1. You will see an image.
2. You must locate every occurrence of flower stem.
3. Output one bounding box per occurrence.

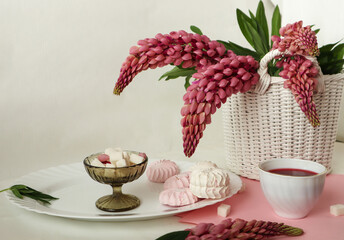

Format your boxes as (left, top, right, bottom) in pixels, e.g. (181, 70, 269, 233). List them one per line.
(0, 188, 10, 193)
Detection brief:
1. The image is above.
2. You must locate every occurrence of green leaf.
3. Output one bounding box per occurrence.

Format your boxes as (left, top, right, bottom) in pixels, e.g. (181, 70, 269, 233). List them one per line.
(218, 40, 261, 60)
(256, 1, 269, 47)
(319, 41, 340, 53)
(12, 185, 27, 190)
(159, 66, 196, 81)
(249, 10, 256, 21)
(156, 230, 190, 240)
(321, 59, 344, 68)
(320, 59, 344, 74)
(184, 76, 192, 90)
(314, 29, 320, 34)
(318, 40, 344, 74)
(236, 9, 266, 55)
(333, 43, 344, 59)
(190, 25, 203, 35)
(245, 19, 266, 55)
(236, 9, 255, 48)
(11, 188, 23, 199)
(271, 5, 281, 46)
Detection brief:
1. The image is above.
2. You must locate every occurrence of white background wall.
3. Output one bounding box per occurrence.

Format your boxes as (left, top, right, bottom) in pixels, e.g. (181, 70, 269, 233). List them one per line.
(1, 0, 343, 181)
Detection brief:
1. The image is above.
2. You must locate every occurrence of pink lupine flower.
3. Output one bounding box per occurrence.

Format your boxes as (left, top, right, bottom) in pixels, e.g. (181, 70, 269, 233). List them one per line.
(114, 31, 226, 95)
(277, 55, 320, 127)
(272, 21, 319, 57)
(181, 51, 259, 157)
(114, 31, 260, 157)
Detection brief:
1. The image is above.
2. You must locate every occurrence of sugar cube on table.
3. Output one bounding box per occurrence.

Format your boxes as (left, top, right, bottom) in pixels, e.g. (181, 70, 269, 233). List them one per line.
(130, 153, 144, 164)
(330, 204, 344, 216)
(217, 204, 231, 217)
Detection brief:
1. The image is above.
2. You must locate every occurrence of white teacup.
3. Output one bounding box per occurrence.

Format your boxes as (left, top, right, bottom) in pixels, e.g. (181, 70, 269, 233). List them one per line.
(259, 158, 327, 219)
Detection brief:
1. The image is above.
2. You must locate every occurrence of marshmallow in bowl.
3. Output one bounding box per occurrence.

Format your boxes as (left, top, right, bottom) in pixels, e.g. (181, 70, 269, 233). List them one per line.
(109, 151, 124, 162)
(115, 159, 127, 168)
(130, 153, 144, 164)
(89, 148, 147, 168)
(91, 159, 105, 167)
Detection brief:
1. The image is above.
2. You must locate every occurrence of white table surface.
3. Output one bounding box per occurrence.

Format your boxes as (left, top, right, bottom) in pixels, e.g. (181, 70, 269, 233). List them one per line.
(1, 142, 343, 240)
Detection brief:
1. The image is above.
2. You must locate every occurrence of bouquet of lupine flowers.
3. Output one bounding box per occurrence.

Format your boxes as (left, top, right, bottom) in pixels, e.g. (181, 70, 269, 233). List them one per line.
(114, 1, 344, 158)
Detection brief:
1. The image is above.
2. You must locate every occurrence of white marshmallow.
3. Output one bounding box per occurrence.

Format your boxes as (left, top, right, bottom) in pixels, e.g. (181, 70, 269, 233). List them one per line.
(330, 204, 344, 216)
(217, 204, 231, 217)
(91, 159, 105, 167)
(123, 151, 130, 161)
(116, 159, 127, 168)
(108, 151, 123, 162)
(105, 163, 116, 168)
(130, 153, 144, 165)
(105, 147, 116, 155)
(189, 161, 218, 171)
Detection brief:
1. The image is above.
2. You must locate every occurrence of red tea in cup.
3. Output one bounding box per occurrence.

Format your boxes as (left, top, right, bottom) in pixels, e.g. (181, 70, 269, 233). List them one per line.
(269, 168, 317, 176)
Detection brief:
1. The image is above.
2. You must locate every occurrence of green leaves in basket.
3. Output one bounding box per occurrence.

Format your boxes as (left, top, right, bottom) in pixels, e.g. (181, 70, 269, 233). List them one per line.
(0, 184, 58, 205)
(221, 1, 281, 76)
(228, 1, 277, 58)
(271, 5, 281, 46)
(317, 41, 344, 74)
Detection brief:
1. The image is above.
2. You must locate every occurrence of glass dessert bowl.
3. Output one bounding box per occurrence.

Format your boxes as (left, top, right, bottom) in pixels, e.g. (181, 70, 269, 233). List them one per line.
(83, 150, 148, 212)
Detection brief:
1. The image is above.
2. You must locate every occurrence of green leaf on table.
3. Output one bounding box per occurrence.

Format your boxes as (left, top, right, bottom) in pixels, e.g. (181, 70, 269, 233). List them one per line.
(190, 25, 203, 35)
(271, 5, 281, 46)
(6, 184, 58, 205)
(11, 187, 23, 199)
(159, 66, 196, 81)
(156, 230, 190, 240)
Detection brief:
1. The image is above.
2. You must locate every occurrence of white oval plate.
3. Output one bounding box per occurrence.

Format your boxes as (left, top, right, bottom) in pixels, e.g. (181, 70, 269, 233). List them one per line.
(6, 159, 242, 221)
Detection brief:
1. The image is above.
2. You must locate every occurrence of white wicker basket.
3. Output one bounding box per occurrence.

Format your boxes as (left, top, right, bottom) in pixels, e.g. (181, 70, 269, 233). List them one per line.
(222, 49, 344, 179)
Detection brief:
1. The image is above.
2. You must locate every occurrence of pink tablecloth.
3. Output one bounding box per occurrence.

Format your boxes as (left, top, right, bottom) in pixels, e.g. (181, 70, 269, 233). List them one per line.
(177, 174, 344, 240)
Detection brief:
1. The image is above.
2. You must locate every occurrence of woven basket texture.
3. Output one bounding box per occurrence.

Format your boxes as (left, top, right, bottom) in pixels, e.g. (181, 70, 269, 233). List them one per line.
(223, 74, 344, 179)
